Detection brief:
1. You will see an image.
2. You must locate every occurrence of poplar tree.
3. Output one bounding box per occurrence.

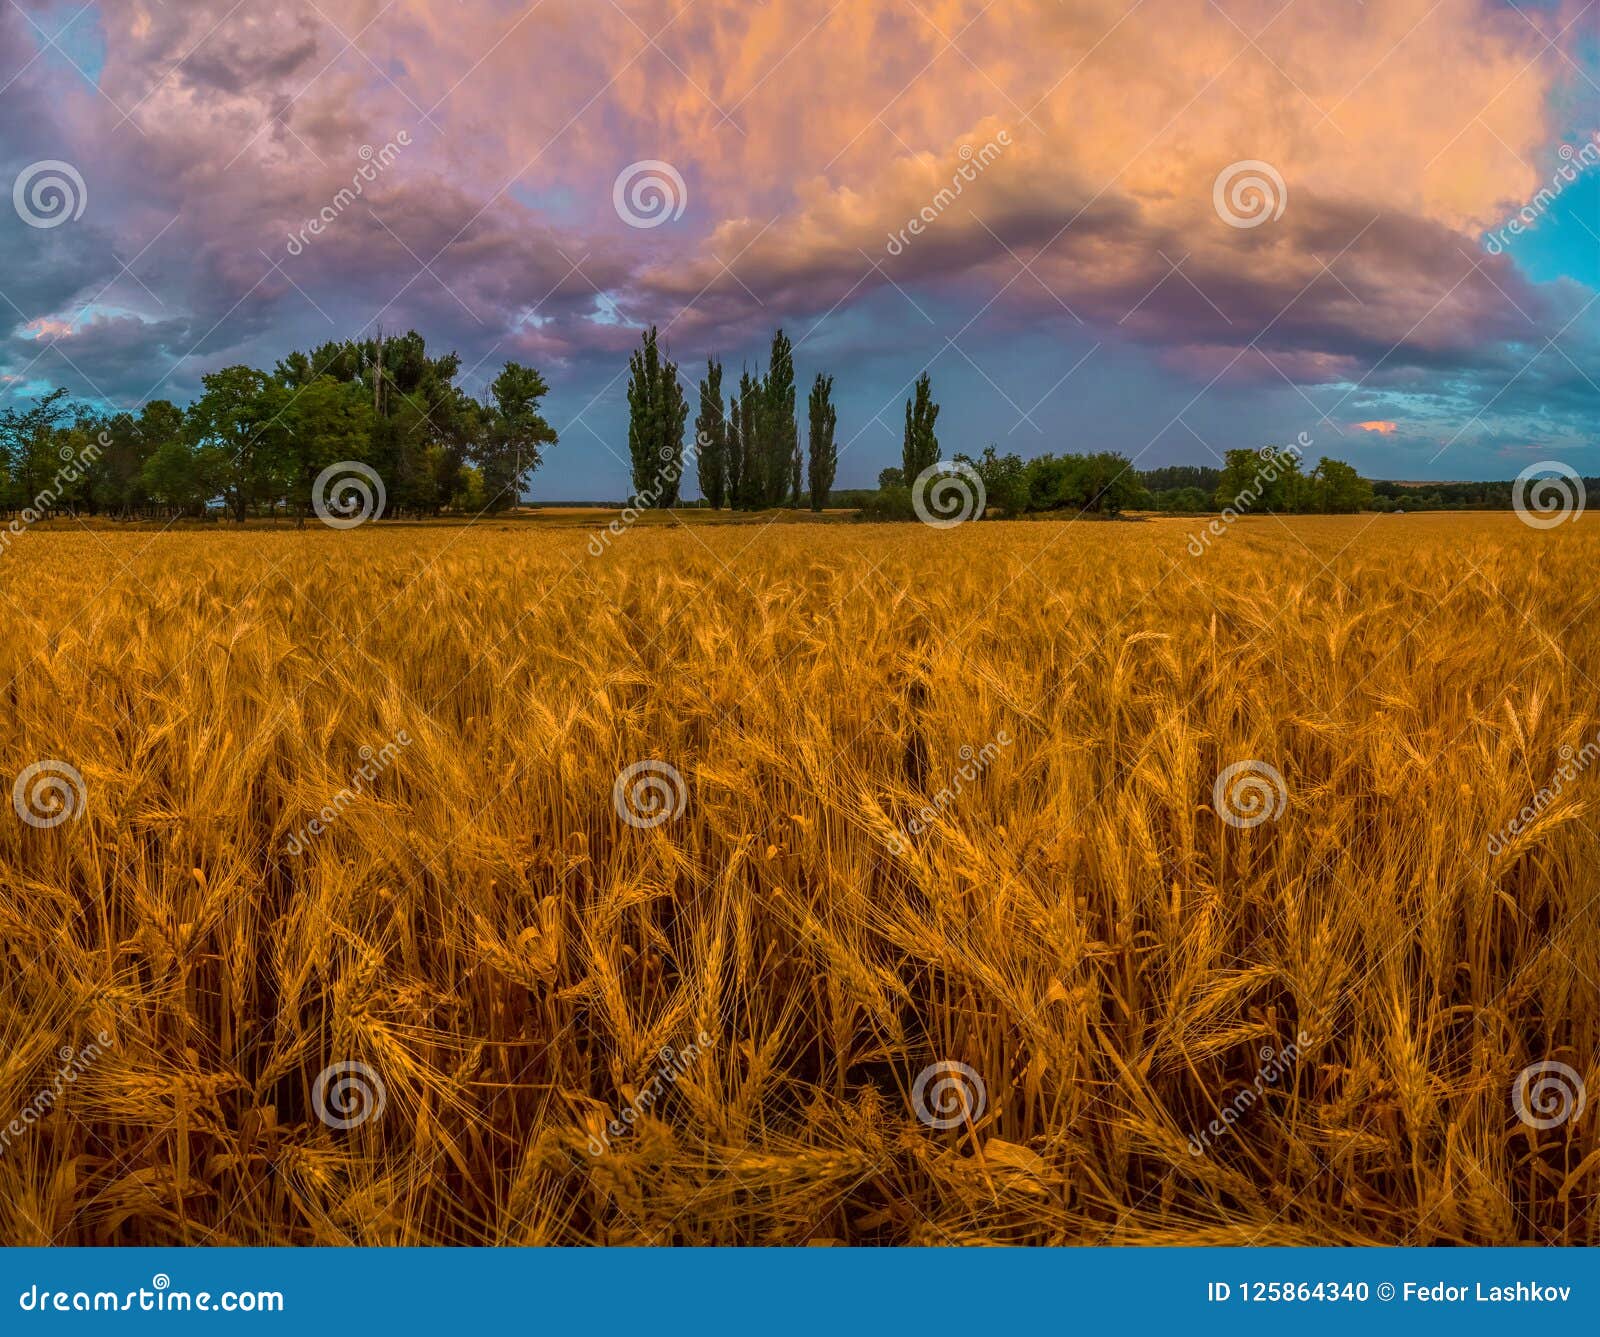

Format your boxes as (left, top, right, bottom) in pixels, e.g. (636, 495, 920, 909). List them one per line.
(625, 326, 688, 507)
(807, 373, 837, 511)
(762, 329, 797, 506)
(902, 371, 940, 484)
(695, 359, 727, 509)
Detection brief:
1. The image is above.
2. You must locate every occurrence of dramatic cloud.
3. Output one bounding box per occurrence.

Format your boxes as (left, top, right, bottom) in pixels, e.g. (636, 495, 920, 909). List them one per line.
(1, 0, 1596, 490)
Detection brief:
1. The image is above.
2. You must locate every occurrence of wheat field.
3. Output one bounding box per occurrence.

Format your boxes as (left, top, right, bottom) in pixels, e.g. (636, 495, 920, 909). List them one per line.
(0, 512, 1595, 1245)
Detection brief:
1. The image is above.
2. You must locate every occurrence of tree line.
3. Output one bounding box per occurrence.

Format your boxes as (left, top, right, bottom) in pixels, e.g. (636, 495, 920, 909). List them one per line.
(0, 321, 1498, 523)
(0, 331, 555, 522)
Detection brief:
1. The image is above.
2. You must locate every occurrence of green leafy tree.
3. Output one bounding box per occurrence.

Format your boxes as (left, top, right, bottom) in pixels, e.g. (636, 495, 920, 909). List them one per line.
(474, 362, 557, 511)
(902, 372, 939, 485)
(1310, 456, 1373, 513)
(141, 441, 207, 515)
(806, 373, 838, 511)
(279, 376, 376, 524)
(625, 327, 688, 507)
(185, 367, 281, 522)
(695, 359, 728, 509)
(958, 445, 1026, 516)
(1215, 446, 1306, 514)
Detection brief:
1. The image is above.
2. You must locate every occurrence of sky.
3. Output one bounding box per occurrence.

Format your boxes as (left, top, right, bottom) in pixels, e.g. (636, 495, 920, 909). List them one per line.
(1, 0, 1597, 496)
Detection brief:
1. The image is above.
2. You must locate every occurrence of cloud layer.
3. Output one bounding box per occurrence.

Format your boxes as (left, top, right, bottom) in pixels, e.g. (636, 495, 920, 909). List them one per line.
(2, 0, 1597, 489)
